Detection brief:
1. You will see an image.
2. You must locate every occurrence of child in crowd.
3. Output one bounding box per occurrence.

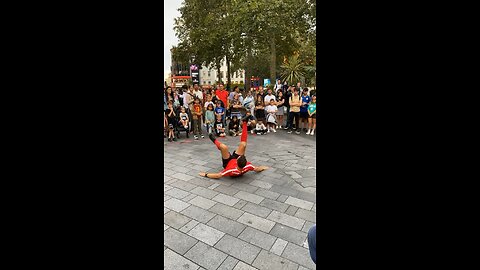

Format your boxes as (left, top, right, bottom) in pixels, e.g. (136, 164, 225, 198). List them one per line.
(243, 91, 255, 115)
(205, 103, 215, 134)
(255, 120, 267, 135)
(276, 90, 285, 129)
(265, 99, 278, 133)
(300, 88, 311, 132)
(192, 98, 204, 140)
(179, 106, 189, 130)
(307, 95, 316, 135)
(214, 101, 225, 123)
(214, 114, 226, 137)
(228, 116, 242, 137)
(254, 95, 265, 124)
(165, 102, 177, 142)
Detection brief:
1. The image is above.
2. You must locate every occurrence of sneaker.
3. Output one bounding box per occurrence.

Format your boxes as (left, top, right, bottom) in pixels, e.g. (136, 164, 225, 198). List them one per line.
(201, 134, 205, 138)
(168, 138, 172, 142)
(251, 130, 254, 134)
(267, 129, 270, 133)
(242, 115, 252, 123)
(283, 126, 289, 130)
(173, 138, 177, 141)
(287, 130, 292, 134)
(272, 128, 277, 133)
(276, 125, 279, 128)
(208, 133, 216, 142)
(310, 130, 314, 136)
(194, 135, 199, 140)
(295, 131, 300, 134)
(306, 130, 311, 135)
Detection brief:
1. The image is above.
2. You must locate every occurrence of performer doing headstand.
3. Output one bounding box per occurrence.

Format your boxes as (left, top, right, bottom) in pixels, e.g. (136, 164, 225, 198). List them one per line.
(199, 116, 269, 179)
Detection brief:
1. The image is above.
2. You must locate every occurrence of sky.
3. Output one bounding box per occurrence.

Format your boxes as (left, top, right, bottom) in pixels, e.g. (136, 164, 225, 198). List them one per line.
(164, 0, 183, 81)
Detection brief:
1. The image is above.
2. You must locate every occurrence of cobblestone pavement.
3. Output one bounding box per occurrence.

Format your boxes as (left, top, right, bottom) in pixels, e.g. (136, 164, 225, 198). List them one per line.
(164, 128, 316, 270)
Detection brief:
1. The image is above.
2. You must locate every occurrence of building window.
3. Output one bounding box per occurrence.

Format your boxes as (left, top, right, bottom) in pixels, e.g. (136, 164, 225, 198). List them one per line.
(203, 81, 206, 85)
(220, 71, 224, 79)
(208, 81, 211, 85)
(240, 80, 244, 84)
(208, 70, 211, 77)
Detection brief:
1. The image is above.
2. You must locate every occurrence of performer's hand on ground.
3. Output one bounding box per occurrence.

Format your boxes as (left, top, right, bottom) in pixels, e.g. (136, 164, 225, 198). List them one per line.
(199, 172, 206, 177)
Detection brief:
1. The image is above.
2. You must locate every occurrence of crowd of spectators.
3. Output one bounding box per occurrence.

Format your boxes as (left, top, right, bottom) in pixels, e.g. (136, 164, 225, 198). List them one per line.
(163, 80, 317, 142)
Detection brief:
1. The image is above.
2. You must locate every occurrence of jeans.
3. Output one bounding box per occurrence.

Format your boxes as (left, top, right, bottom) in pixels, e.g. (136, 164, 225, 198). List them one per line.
(307, 225, 316, 264)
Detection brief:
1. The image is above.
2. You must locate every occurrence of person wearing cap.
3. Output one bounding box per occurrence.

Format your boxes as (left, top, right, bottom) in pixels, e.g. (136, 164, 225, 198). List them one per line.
(299, 88, 312, 132)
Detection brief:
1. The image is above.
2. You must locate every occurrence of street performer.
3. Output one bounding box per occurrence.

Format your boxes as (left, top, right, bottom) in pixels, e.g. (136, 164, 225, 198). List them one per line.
(199, 115, 269, 179)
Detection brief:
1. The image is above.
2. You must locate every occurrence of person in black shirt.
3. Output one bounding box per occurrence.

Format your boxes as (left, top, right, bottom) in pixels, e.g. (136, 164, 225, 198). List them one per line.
(165, 101, 177, 142)
(283, 86, 293, 129)
(228, 116, 242, 136)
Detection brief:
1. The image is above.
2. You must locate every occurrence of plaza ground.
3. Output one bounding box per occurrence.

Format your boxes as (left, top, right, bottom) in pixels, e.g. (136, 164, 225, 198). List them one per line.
(164, 130, 317, 270)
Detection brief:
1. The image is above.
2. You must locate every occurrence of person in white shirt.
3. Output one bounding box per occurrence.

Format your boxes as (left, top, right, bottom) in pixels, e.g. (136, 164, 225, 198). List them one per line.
(264, 88, 276, 104)
(193, 83, 203, 100)
(255, 120, 267, 135)
(274, 79, 283, 93)
(264, 99, 278, 132)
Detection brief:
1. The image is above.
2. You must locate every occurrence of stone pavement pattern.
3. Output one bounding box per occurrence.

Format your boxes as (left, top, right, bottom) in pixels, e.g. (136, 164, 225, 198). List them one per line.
(164, 130, 316, 270)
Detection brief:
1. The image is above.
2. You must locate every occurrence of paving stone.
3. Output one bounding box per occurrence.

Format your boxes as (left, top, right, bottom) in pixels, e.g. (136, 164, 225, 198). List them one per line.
(212, 193, 240, 206)
(233, 200, 248, 209)
(164, 211, 192, 229)
(249, 180, 273, 190)
(269, 238, 288, 256)
(230, 182, 258, 193)
(237, 212, 276, 233)
(191, 186, 220, 199)
(181, 205, 217, 223)
(185, 241, 228, 270)
(164, 227, 198, 255)
(214, 185, 240, 196)
(254, 188, 280, 200)
(164, 249, 200, 270)
(214, 234, 261, 265)
(170, 180, 197, 191)
(285, 205, 299, 216)
(187, 223, 225, 246)
(302, 221, 315, 233)
(207, 214, 247, 237)
(165, 187, 190, 199)
(209, 203, 245, 220)
(233, 261, 258, 270)
(267, 211, 305, 230)
(259, 198, 289, 213)
(217, 256, 239, 270)
(171, 172, 195, 181)
(234, 191, 265, 204)
(241, 202, 272, 218)
(180, 219, 200, 233)
(251, 250, 298, 270)
(188, 177, 214, 187)
(284, 196, 314, 211)
(269, 224, 307, 246)
(182, 193, 197, 202)
(189, 196, 217, 210)
(269, 185, 299, 197)
(238, 226, 277, 251)
(294, 208, 316, 223)
(164, 198, 191, 212)
(208, 183, 220, 189)
(277, 194, 288, 203)
(282, 242, 316, 269)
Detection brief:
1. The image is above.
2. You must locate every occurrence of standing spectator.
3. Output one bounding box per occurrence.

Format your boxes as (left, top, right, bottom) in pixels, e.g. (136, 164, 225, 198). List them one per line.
(274, 79, 283, 93)
(193, 83, 203, 100)
(165, 87, 174, 104)
(283, 86, 292, 129)
(265, 99, 278, 133)
(299, 88, 312, 132)
(192, 98, 204, 140)
(257, 86, 266, 100)
(254, 95, 265, 124)
(163, 90, 167, 111)
(215, 83, 228, 109)
(307, 95, 316, 135)
(287, 87, 301, 134)
(204, 94, 214, 111)
(165, 102, 177, 142)
(276, 90, 285, 129)
(229, 86, 243, 103)
(205, 103, 215, 134)
(230, 93, 244, 120)
(264, 88, 276, 104)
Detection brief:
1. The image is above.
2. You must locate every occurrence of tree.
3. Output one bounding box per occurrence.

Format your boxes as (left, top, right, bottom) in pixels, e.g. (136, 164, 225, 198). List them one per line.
(281, 54, 306, 85)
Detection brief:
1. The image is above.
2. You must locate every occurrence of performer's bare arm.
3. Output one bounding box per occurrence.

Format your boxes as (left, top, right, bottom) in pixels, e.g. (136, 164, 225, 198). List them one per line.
(254, 166, 269, 172)
(198, 172, 223, 179)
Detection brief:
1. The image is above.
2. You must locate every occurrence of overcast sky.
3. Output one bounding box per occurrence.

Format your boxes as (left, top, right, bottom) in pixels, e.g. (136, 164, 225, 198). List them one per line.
(164, 0, 183, 80)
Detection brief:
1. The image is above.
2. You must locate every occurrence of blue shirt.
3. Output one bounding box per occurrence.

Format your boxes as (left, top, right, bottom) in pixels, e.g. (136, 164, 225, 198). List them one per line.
(215, 107, 225, 115)
(300, 95, 311, 112)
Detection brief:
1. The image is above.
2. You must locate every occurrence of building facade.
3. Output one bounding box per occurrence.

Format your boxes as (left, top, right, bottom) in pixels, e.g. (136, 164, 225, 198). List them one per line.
(200, 57, 245, 86)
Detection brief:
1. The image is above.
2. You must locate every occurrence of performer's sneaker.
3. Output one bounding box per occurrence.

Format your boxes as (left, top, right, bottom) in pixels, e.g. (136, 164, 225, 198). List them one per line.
(209, 133, 216, 142)
(241, 115, 251, 123)
(201, 134, 205, 138)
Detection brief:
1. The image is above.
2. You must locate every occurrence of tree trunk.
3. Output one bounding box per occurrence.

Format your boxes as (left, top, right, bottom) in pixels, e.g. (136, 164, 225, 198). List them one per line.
(270, 38, 276, 86)
(245, 49, 252, 92)
(226, 54, 231, 90)
(216, 63, 221, 84)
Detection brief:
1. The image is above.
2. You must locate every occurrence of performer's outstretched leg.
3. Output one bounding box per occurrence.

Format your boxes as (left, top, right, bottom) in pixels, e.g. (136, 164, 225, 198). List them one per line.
(209, 133, 230, 159)
(240, 120, 248, 143)
(235, 120, 249, 155)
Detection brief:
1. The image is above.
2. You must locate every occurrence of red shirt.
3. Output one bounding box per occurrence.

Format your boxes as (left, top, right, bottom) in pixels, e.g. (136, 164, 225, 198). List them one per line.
(221, 160, 255, 177)
(216, 90, 229, 108)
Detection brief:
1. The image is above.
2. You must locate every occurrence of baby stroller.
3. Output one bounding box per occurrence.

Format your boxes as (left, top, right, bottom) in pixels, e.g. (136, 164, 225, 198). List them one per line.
(174, 106, 190, 139)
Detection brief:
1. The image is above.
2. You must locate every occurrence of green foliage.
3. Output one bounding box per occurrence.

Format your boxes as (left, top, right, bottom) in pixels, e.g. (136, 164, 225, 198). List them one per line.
(280, 55, 306, 85)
